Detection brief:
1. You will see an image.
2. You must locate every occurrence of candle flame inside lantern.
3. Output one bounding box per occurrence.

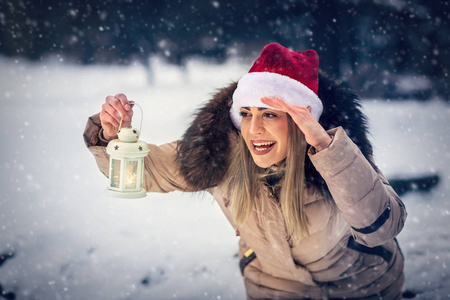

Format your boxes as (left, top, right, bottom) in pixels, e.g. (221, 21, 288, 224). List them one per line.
(125, 161, 138, 188)
(126, 164, 137, 184)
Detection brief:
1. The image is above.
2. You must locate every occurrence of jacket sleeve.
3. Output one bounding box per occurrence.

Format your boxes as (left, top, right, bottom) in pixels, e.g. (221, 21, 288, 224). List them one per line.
(308, 127, 407, 247)
(83, 113, 192, 193)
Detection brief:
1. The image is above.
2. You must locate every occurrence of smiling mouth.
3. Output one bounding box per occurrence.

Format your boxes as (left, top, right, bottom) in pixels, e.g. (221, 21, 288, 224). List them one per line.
(252, 141, 276, 155)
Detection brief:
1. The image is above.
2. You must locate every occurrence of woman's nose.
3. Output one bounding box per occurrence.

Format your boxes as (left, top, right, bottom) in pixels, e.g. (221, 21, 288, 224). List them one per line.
(249, 116, 264, 135)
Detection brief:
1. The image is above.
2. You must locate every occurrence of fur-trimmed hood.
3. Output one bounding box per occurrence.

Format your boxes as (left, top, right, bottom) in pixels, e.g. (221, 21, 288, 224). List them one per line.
(176, 72, 377, 193)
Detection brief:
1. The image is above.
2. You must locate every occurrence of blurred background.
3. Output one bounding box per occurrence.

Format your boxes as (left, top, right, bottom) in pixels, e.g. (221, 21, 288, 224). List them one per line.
(1, 0, 449, 100)
(1, 1, 449, 299)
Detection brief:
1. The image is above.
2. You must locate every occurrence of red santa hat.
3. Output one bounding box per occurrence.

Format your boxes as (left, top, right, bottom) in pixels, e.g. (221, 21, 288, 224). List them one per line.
(231, 43, 323, 129)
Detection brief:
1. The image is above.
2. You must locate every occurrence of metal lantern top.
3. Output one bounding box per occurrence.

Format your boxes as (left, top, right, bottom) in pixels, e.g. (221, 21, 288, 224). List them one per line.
(106, 127, 150, 157)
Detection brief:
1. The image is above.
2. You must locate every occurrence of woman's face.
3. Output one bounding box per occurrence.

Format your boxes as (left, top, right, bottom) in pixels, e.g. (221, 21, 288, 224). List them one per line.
(240, 106, 289, 168)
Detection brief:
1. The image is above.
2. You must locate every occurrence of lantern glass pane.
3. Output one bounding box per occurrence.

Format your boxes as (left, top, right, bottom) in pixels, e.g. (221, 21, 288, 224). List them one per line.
(111, 159, 121, 188)
(125, 160, 138, 189)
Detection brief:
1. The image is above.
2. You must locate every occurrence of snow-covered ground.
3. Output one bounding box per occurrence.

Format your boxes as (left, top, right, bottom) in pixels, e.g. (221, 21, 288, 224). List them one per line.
(0, 56, 449, 299)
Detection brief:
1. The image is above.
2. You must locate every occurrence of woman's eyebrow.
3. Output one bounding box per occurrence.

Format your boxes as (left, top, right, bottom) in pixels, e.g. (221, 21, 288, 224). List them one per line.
(241, 107, 268, 111)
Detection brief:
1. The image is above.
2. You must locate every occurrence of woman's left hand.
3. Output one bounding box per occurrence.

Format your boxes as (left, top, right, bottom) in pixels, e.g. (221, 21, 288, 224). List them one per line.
(261, 96, 332, 152)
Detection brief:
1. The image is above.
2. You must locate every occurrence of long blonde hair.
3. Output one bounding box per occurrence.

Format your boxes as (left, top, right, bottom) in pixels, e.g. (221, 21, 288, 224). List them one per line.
(221, 115, 309, 244)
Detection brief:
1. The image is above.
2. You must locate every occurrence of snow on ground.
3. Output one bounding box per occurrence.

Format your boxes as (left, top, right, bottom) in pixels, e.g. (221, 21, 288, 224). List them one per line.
(0, 56, 449, 299)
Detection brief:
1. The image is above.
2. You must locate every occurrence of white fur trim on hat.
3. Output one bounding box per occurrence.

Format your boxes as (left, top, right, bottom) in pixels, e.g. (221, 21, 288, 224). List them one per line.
(230, 72, 323, 130)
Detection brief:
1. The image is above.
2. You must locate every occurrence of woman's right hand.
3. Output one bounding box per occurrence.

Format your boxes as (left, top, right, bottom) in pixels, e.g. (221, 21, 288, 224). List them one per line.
(99, 93, 134, 140)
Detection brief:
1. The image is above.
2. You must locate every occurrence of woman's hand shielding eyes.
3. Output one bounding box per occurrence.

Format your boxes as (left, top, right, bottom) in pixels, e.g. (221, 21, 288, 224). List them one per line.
(260, 96, 332, 152)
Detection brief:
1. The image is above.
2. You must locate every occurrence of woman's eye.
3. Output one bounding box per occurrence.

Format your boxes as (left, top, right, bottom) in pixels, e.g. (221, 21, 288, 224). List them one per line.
(239, 111, 251, 117)
(263, 112, 277, 118)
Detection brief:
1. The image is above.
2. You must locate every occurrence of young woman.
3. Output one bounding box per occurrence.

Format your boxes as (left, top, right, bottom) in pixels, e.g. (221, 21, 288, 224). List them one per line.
(84, 43, 407, 299)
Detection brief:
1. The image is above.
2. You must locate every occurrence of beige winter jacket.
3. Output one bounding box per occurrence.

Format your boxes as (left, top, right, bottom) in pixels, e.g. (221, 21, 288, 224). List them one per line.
(84, 113, 406, 299)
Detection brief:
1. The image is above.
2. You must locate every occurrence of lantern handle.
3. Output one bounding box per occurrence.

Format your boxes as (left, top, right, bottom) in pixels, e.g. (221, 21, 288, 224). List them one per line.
(118, 101, 143, 133)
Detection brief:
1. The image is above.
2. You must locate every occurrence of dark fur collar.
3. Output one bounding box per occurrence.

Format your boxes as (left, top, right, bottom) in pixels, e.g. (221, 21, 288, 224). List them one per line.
(176, 72, 376, 193)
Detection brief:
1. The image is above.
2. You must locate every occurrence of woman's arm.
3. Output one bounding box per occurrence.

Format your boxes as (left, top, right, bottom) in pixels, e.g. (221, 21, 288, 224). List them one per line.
(83, 113, 193, 193)
(308, 127, 407, 247)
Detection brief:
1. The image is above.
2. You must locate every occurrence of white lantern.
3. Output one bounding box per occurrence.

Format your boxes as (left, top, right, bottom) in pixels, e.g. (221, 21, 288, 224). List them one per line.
(106, 103, 149, 198)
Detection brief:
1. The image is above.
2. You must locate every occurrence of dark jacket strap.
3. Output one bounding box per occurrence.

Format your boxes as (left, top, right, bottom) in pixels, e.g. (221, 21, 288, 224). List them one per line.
(239, 249, 257, 275)
(347, 236, 393, 263)
(351, 203, 391, 234)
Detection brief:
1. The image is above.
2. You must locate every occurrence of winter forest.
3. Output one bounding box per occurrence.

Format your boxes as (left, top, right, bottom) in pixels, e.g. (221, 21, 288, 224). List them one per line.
(0, 0, 449, 299)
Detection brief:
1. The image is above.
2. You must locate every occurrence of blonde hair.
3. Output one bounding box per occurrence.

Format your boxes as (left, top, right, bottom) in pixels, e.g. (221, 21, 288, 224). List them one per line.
(221, 115, 309, 244)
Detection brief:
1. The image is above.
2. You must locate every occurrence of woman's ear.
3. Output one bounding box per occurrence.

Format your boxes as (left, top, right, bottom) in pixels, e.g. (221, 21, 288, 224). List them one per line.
(307, 106, 312, 112)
